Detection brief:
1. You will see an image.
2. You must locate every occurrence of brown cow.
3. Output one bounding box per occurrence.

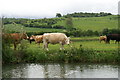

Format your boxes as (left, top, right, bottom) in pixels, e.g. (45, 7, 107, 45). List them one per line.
(3, 33, 29, 50)
(99, 36, 107, 43)
(29, 35, 43, 47)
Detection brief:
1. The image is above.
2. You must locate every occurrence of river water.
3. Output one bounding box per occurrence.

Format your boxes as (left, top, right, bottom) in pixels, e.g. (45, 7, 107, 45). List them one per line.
(2, 63, 118, 78)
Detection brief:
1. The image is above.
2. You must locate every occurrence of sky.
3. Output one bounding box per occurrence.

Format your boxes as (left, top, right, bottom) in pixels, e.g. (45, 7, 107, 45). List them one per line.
(0, 0, 120, 18)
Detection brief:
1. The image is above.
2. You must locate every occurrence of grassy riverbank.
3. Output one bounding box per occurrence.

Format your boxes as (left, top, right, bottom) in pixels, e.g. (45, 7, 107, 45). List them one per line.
(2, 38, 119, 64)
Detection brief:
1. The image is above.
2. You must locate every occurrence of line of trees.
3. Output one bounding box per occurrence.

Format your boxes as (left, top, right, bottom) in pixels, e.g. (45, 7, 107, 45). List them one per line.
(3, 12, 113, 30)
(3, 17, 66, 29)
(63, 12, 112, 18)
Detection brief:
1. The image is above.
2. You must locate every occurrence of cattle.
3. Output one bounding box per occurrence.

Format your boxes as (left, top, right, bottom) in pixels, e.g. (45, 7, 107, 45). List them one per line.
(106, 34, 120, 44)
(99, 36, 107, 43)
(29, 35, 43, 47)
(3, 33, 29, 50)
(29, 35, 35, 44)
(43, 33, 70, 50)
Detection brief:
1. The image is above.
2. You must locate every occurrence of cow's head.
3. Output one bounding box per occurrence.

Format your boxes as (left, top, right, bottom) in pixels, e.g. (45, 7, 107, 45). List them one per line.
(65, 37, 70, 45)
(29, 35, 36, 44)
(22, 33, 29, 40)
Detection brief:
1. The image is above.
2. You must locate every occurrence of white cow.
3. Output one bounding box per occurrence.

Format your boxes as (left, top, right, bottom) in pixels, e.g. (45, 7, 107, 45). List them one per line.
(43, 33, 70, 50)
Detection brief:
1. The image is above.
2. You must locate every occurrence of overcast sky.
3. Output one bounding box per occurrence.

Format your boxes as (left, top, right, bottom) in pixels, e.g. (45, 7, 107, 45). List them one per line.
(0, 0, 119, 18)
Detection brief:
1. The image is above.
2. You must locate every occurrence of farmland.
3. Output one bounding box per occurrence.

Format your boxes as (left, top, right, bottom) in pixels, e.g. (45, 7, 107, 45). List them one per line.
(4, 24, 63, 32)
(4, 15, 118, 32)
(2, 14, 119, 63)
(53, 15, 118, 31)
(2, 37, 118, 63)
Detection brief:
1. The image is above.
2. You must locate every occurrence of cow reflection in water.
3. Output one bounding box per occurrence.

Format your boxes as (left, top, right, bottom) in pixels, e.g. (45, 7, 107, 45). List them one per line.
(3, 33, 29, 50)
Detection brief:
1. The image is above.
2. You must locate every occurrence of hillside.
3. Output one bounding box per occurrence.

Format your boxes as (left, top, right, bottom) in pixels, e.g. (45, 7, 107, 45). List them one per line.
(4, 24, 63, 33)
(54, 15, 118, 31)
(4, 15, 118, 32)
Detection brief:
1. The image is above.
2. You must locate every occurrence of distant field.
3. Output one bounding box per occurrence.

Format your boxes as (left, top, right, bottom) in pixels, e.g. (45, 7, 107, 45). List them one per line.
(4, 24, 63, 32)
(54, 15, 118, 31)
(4, 15, 118, 32)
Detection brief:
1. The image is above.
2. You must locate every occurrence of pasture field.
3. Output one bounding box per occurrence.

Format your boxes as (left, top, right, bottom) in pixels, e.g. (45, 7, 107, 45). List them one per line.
(2, 15, 119, 63)
(21, 38, 118, 63)
(27, 39, 118, 51)
(4, 15, 118, 32)
(54, 15, 118, 31)
(3, 36, 119, 63)
(4, 24, 63, 32)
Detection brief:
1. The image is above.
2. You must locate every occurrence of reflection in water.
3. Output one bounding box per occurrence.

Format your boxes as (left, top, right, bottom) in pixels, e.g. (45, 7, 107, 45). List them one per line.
(2, 63, 118, 78)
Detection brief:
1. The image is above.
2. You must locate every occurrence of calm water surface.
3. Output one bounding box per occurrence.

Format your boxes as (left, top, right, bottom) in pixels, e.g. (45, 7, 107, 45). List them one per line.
(2, 63, 118, 78)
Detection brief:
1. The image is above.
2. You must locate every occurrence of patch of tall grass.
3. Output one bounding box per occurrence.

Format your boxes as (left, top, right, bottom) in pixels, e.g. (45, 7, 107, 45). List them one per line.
(15, 44, 119, 63)
(2, 37, 119, 63)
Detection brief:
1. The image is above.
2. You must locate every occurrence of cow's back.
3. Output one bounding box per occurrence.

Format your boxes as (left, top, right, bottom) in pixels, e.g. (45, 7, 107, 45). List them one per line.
(107, 34, 120, 40)
(35, 35, 43, 42)
(43, 33, 67, 44)
(10, 33, 20, 40)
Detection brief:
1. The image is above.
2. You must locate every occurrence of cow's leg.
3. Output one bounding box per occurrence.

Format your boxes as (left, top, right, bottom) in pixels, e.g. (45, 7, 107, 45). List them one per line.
(30, 40, 31, 44)
(30, 40, 32, 44)
(46, 43, 49, 51)
(59, 42, 64, 50)
(61, 44, 64, 50)
(38, 43, 40, 48)
(103, 40, 105, 43)
(43, 42, 46, 49)
(116, 41, 119, 44)
(43, 41, 48, 50)
(43, 40, 46, 49)
(35, 41, 37, 44)
(108, 40, 110, 44)
(115, 41, 117, 44)
(14, 42, 17, 50)
(106, 39, 110, 44)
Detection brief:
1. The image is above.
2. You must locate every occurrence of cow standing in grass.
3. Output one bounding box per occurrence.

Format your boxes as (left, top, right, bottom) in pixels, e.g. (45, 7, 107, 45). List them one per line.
(3, 33, 29, 50)
(29, 35, 43, 47)
(99, 36, 107, 43)
(43, 33, 70, 51)
(106, 34, 120, 44)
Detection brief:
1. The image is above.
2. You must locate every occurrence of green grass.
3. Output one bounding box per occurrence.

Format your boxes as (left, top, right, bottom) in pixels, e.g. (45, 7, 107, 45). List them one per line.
(24, 40, 119, 63)
(4, 24, 64, 32)
(72, 41, 118, 51)
(54, 15, 118, 31)
(3, 37, 119, 63)
(4, 15, 118, 32)
(27, 40, 118, 51)
(71, 36, 99, 41)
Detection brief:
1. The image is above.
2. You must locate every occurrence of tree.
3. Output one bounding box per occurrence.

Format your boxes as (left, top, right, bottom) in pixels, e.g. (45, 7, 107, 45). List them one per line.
(56, 13, 62, 17)
(65, 17, 74, 31)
